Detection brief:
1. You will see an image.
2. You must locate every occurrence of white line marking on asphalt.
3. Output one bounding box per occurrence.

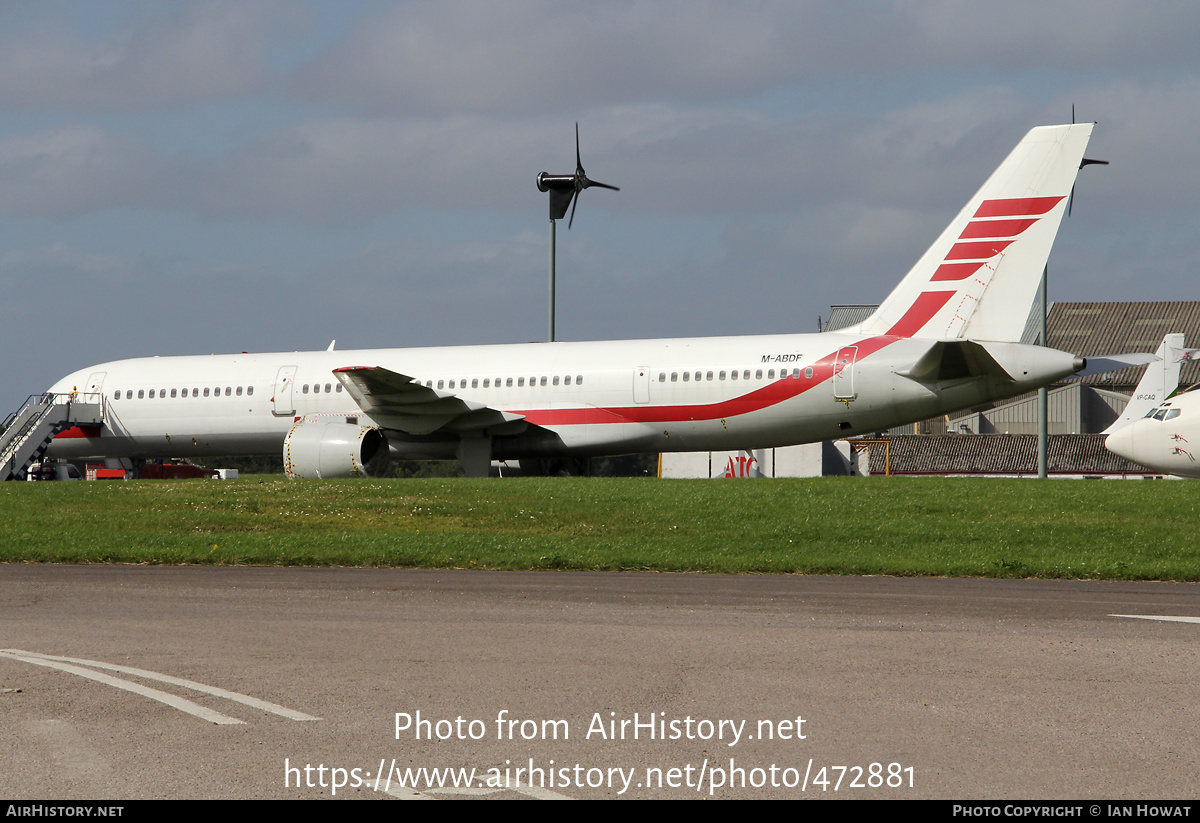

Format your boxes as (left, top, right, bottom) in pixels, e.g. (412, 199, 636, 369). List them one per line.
(0, 649, 320, 723)
(0, 650, 244, 725)
(1110, 614, 1200, 624)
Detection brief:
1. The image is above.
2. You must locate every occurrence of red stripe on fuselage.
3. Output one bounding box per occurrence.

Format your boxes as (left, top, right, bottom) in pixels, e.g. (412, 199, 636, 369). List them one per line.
(515, 336, 902, 427)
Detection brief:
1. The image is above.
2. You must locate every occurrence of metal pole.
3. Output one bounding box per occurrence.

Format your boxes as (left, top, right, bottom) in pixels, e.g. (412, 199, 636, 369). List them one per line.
(1038, 265, 1048, 479)
(548, 218, 556, 343)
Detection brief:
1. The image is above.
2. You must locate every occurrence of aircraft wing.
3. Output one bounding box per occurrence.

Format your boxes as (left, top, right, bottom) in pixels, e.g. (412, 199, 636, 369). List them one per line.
(333, 366, 528, 436)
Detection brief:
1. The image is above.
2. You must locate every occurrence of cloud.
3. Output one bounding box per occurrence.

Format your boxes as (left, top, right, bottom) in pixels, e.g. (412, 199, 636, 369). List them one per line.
(192, 91, 1033, 225)
(0, 126, 168, 217)
(291, 1, 1200, 116)
(292, 1, 823, 114)
(0, 1, 275, 111)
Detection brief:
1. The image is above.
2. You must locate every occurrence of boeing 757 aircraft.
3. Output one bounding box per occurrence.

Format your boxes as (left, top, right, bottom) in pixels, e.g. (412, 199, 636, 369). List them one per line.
(44, 124, 1096, 477)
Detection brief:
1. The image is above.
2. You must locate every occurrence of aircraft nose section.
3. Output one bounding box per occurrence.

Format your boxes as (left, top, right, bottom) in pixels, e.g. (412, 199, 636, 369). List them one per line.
(1105, 423, 1137, 462)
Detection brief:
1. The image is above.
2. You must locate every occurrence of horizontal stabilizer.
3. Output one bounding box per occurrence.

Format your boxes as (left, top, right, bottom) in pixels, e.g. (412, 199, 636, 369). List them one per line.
(1075, 353, 1158, 377)
(899, 340, 1012, 383)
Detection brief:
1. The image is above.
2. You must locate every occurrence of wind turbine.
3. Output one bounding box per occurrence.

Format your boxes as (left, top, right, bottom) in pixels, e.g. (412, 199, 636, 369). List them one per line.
(536, 124, 619, 342)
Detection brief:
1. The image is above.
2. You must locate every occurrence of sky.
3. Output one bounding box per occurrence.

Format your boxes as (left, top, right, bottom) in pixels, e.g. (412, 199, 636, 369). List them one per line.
(3, 1, 1200, 413)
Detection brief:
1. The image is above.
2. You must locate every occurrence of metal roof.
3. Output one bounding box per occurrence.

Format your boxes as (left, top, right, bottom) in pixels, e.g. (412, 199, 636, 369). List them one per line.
(1047, 301, 1200, 389)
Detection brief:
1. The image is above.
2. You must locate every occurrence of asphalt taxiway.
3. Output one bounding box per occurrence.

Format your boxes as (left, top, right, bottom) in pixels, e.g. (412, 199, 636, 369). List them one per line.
(2, 566, 1196, 799)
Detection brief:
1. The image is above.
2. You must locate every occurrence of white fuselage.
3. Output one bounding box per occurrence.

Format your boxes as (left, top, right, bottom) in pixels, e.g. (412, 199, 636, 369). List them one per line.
(45, 331, 1078, 463)
(35, 123, 1096, 473)
(1105, 391, 1200, 478)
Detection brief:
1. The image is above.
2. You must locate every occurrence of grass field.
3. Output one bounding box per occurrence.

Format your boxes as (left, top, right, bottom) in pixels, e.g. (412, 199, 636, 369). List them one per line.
(2, 476, 1197, 580)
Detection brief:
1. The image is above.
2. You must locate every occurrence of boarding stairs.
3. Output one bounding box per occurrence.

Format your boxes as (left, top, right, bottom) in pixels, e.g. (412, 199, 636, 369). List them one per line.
(0, 393, 103, 480)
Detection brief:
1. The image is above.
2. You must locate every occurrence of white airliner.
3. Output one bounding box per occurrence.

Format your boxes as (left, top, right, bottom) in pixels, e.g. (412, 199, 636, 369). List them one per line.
(1104, 334, 1200, 478)
(46, 123, 1095, 478)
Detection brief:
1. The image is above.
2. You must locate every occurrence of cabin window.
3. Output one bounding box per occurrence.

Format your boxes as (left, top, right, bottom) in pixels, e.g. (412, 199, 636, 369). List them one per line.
(483, 378, 490, 388)
(437, 380, 444, 389)
(553, 376, 560, 386)
(576, 375, 583, 385)
(302, 384, 309, 394)
(671, 372, 678, 382)
(682, 372, 689, 382)
(203, 388, 209, 397)
(755, 370, 763, 380)
(506, 377, 513, 387)
(659, 372, 666, 382)
(805, 367, 813, 379)
(170, 389, 177, 398)
(518, 377, 525, 387)
(126, 390, 133, 399)
(540, 376, 547, 386)
(706, 371, 714, 381)
(472, 378, 479, 388)
(730, 370, 738, 381)
(719, 371, 726, 380)
(237, 386, 244, 396)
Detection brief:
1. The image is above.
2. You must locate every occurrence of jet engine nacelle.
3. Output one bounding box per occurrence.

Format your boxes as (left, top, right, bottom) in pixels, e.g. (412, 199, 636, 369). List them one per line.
(283, 420, 390, 479)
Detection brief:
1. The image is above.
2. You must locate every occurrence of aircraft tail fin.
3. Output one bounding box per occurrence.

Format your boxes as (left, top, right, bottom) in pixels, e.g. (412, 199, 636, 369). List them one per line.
(1103, 334, 1195, 434)
(849, 124, 1094, 342)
